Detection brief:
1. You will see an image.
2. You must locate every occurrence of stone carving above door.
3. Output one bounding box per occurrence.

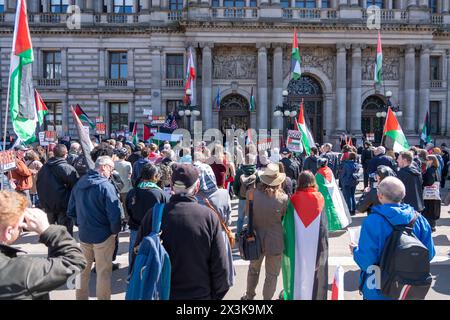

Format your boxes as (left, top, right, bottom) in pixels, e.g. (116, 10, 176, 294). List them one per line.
(213, 47, 257, 79)
(362, 47, 400, 81)
(283, 47, 335, 80)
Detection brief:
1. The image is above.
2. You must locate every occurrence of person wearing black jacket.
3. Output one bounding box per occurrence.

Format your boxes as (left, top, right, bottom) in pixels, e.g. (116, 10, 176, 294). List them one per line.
(36, 144, 79, 235)
(303, 146, 320, 175)
(422, 155, 441, 232)
(133, 164, 230, 300)
(0, 191, 86, 300)
(440, 144, 449, 188)
(280, 148, 301, 191)
(126, 163, 169, 270)
(127, 145, 142, 166)
(396, 151, 424, 213)
(361, 142, 374, 188)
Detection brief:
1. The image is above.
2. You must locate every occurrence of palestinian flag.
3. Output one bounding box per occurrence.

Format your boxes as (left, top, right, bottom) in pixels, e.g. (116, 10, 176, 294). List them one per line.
(143, 123, 153, 141)
(296, 99, 315, 156)
(250, 87, 256, 112)
(374, 31, 383, 85)
(9, 0, 37, 144)
(282, 188, 328, 300)
(75, 104, 95, 129)
(131, 121, 138, 145)
(331, 265, 345, 300)
(420, 108, 432, 148)
(184, 48, 196, 104)
(383, 107, 409, 153)
(291, 28, 302, 80)
(70, 106, 94, 170)
(35, 89, 48, 127)
(315, 166, 352, 232)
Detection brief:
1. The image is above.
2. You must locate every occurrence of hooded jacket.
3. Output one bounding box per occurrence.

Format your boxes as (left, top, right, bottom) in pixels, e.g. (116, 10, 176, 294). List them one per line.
(397, 165, 424, 212)
(233, 164, 257, 200)
(340, 160, 360, 187)
(67, 170, 122, 244)
(131, 157, 151, 187)
(37, 157, 79, 214)
(303, 155, 320, 175)
(367, 155, 396, 176)
(353, 204, 435, 300)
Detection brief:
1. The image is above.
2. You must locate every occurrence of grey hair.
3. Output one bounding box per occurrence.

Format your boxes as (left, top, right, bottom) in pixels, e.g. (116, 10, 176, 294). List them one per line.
(70, 142, 81, 152)
(173, 179, 199, 196)
(374, 146, 386, 156)
(377, 176, 406, 204)
(323, 143, 333, 150)
(95, 156, 114, 169)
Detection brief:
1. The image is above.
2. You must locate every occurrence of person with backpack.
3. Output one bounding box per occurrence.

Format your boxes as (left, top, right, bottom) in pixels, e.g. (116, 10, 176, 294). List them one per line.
(126, 163, 169, 270)
(132, 164, 230, 300)
(340, 152, 361, 216)
(279, 148, 300, 194)
(351, 177, 435, 300)
(233, 146, 258, 237)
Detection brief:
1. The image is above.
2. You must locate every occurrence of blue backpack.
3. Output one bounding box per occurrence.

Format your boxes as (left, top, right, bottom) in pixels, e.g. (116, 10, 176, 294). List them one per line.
(126, 204, 171, 300)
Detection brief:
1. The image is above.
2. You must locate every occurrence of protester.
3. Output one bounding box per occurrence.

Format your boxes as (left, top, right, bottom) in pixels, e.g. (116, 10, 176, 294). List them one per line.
(26, 150, 43, 208)
(67, 156, 122, 300)
(303, 146, 320, 175)
(279, 148, 300, 192)
(148, 143, 160, 163)
(67, 142, 81, 167)
(422, 155, 441, 232)
(320, 143, 340, 178)
(114, 148, 133, 222)
(131, 147, 151, 187)
(0, 191, 87, 300)
(126, 163, 169, 270)
(282, 171, 328, 300)
(340, 152, 361, 216)
(179, 147, 193, 164)
(11, 145, 33, 205)
(351, 177, 435, 300)
(127, 145, 142, 166)
(278, 163, 293, 196)
(432, 147, 444, 179)
(367, 146, 396, 177)
(210, 144, 228, 188)
(241, 163, 288, 300)
(133, 164, 230, 299)
(396, 151, 424, 213)
(361, 142, 374, 188)
(440, 143, 449, 188)
(356, 165, 396, 214)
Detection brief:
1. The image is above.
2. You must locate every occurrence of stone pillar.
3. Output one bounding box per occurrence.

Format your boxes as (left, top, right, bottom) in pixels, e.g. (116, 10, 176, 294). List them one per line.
(33, 47, 40, 79)
(272, 46, 284, 131)
(75, 0, 84, 10)
(128, 49, 134, 79)
(446, 50, 450, 135)
(316, 0, 322, 8)
(96, 0, 104, 12)
(386, 0, 393, 9)
(201, 43, 213, 131)
(62, 48, 68, 82)
(336, 44, 347, 132)
(324, 94, 334, 141)
(351, 44, 362, 135)
(129, 99, 135, 123)
(257, 44, 268, 130)
(442, 0, 449, 13)
(100, 100, 108, 136)
(63, 94, 69, 136)
(141, 0, 151, 12)
(99, 48, 106, 79)
(418, 45, 431, 133)
(85, 0, 95, 12)
(404, 45, 416, 132)
(362, 0, 367, 9)
(418, 0, 428, 7)
(107, 0, 114, 13)
(29, 0, 40, 12)
(151, 47, 163, 117)
(133, 0, 140, 12)
(339, 0, 348, 7)
(331, 0, 338, 8)
(42, 0, 50, 12)
(407, 0, 418, 7)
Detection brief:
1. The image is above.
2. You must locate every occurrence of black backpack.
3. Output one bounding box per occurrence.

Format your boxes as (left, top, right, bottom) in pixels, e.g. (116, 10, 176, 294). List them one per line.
(375, 213, 432, 300)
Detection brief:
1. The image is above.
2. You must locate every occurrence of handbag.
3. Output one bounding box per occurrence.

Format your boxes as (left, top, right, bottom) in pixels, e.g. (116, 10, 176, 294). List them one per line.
(199, 194, 235, 248)
(423, 181, 441, 201)
(238, 190, 262, 261)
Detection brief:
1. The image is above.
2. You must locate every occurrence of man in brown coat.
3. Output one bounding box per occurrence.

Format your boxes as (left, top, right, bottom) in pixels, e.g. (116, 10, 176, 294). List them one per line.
(11, 145, 33, 205)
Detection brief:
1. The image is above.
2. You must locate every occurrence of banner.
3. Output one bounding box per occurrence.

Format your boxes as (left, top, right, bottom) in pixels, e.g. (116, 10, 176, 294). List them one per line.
(96, 116, 104, 123)
(257, 138, 272, 152)
(96, 123, 106, 135)
(38, 132, 49, 146)
(45, 131, 57, 143)
(151, 116, 166, 126)
(287, 130, 303, 153)
(0, 151, 16, 172)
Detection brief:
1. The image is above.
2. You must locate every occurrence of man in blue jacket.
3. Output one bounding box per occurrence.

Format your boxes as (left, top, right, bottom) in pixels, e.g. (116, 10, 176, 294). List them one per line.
(351, 176, 435, 300)
(67, 156, 122, 300)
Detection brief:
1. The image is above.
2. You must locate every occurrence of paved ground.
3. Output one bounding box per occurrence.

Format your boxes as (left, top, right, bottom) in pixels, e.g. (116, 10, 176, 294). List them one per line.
(12, 185, 450, 300)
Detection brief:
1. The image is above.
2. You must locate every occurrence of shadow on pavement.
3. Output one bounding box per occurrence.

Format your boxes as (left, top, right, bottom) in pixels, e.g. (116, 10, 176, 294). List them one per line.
(432, 234, 450, 246)
(431, 265, 450, 296)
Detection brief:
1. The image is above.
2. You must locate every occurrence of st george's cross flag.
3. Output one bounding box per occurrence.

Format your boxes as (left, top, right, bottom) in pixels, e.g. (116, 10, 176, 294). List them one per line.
(315, 166, 352, 232)
(282, 187, 329, 300)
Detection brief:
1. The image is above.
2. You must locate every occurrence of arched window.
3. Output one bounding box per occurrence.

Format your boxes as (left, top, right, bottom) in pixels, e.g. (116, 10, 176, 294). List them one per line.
(366, 0, 383, 8)
(295, 0, 316, 8)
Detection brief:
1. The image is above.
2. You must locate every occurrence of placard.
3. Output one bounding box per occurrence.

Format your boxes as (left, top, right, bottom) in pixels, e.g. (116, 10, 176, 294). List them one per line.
(257, 138, 272, 152)
(96, 116, 104, 123)
(0, 150, 16, 172)
(143, 108, 153, 116)
(38, 132, 49, 146)
(287, 130, 303, 153)
(96, 123, 106, 135)
(45, 131, 57, 142)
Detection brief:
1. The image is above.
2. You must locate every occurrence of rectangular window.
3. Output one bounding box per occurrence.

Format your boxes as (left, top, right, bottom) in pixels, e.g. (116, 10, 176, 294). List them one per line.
(0, 0, 4, 13)
(50, 0, 69, 13)
(430, 56, 440, 81)
(249, 0, 257, 6)
(114, 0, 133, 13)
(429, 0, 437, 13)
(43, 51, 62, 79)
(169, 0, 183, 10)
(109, 52, 128, 79)
(45, 102, 63, 135)
(367, 0, 383, 8)
(321, 0, 329, 8)
(109, 103, 129, 133)
(212, 0, 220, 6)
(166, 54, 184, 79)
(281, 0, 290, 7)
(429, 101, 440, 135)
(167, 100, 183, 116)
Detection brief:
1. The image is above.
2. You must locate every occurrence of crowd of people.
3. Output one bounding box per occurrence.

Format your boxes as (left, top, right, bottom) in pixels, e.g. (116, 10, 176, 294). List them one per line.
(0, 134, 448, 300)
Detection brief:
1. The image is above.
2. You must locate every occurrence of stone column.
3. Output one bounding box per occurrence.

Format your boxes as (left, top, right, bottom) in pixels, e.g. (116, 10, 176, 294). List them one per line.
(324, 94, 334, 141)
(316, 0, 322, 8)
(201, 43, 213, 131)
(41, 0, 50, 12)
(446, 50, 450, 135)
(272, 46, 284, 131)
(257, 44, 268, 130)
(129, 99, 135, 123)
(404, 45, 416, 132)
(442, 0, 449, 13)
(133, 0, 140, 13)
(33, 47, 40, 79)
(418, 45, 431, 132)
(418, 0, 428, 7)
(339, 0, 348, 7)
(407, 0, 418, 7)
(75, 0, 84, 10)
(386, 0, 393, 9)
(99, 100, 108, 136)
(351, 44, 362, 135)
(336, 43, 347, 132)
(29, 0, 40, 12)
(331, 0, 338, 8)
(96, 0, 104, 12)
(85, 0, 95, 12)
(99, 48, 106, 79)
(63, 94, 69, 136)
(107, 0, 114, 13)
(128, 49, 134, 80)
(141, 0, 151, 12)
(62, 48, 68, 82)
(151, 47, 163, 117)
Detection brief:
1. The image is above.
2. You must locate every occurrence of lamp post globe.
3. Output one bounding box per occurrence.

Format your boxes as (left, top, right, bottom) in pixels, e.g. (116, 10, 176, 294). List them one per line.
(185, 89, 192, 97)
(290, 111, 297, 118)
(179, 110, 185, 117)
(193, 110, 201, 117)
(185, 109, 191, 116)
(282, 90, 289, 97)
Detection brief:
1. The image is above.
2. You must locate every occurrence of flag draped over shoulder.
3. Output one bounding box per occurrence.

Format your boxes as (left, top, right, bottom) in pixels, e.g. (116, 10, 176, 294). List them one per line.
(296, 99, 315, 156)
(70, 106, 94, 170)
(75, 104, 95, 129)
(420, 108, 432, 148)
(383, 107, 409, 153)
(282, 188, 328, 300)
(315, 166, 352, 232)
(35, 89, 48, 127)
(291, 29, 302, 80)
(9, 0, 37, 144)
(374, 31, 383, 85)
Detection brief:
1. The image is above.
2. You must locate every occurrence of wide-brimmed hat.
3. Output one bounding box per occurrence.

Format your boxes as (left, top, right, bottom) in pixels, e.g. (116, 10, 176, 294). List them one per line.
(259, 163, 286, 187)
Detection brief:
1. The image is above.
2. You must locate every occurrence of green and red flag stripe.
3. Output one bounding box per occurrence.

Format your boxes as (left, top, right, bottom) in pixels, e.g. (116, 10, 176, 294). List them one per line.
(291, 28, 302, 80)
(35, 89, 48, 127)
(383, 107, 410, 153)
(75, 104, 95, 129)
(374, 31, 383, 85)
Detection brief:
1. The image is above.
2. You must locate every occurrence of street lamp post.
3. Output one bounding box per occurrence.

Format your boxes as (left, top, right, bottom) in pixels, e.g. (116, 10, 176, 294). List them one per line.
(376, 90, 403, 118)
(178, 89, 201, 133)
(273, 90, 298, 143)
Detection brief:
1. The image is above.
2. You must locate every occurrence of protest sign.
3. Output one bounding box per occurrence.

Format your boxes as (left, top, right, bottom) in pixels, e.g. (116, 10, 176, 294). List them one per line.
(96, 123, 106, 135)
(257, 138, 272, 152)
(287, 130, 303, 153)
(0, 150, 16, 172)
(45, 131, 57, 142)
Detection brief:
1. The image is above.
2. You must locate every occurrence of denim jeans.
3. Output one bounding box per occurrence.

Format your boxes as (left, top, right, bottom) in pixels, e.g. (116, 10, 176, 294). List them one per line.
(129, 229, 138, 272)
(236, 199, 247, 236)
(342, 185, 356, 213)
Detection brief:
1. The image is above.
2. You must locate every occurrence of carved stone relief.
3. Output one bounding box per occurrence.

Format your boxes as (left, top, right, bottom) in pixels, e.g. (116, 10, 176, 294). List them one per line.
(283, 47, 336, 80)
(213, 47, 257, 79)
(362, 47, 400, 81)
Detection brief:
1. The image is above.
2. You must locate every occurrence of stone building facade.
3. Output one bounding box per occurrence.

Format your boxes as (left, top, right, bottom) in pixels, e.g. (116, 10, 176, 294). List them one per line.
(0, 0, 450, 146)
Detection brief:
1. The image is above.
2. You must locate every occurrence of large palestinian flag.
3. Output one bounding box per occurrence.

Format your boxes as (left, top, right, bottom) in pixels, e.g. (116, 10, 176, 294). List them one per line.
(296, 99, 315, 156)
(9, 0, 37, 144)
(383, 107, 409, 153)
(315, 166, 352, 232)
(282, 188, 328, 300)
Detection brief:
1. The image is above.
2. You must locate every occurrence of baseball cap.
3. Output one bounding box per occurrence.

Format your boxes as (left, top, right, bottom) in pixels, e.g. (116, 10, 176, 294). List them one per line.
(280, 147, 291, 155)
(14, 145, 30, 152)
(171, 164, 200, 189)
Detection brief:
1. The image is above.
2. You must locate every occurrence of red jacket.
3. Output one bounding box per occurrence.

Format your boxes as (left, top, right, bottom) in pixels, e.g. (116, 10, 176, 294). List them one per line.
(11, 159, 33, 191)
